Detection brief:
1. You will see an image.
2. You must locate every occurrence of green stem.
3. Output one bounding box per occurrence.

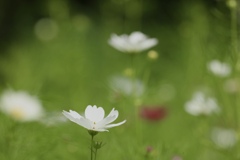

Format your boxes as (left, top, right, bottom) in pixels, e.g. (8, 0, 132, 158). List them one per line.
(94, 148, 98, 160)
(130, 54, 137, 98)
(129, 54, 143, 145)
(143, 60, 154, 88)
(144, 154, 149, 160)
(230, 0, 239, 130)
(91, 135, 94, 160)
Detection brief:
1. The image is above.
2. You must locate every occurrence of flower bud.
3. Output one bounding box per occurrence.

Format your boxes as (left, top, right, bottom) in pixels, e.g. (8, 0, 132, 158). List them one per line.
(123, 68, 134, 77)
(147, 50, 158, 60)
(93, 141, 104, 149)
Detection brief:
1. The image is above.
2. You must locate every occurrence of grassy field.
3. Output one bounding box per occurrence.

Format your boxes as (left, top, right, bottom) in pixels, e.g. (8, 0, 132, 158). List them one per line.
(0, 1, 240, 160)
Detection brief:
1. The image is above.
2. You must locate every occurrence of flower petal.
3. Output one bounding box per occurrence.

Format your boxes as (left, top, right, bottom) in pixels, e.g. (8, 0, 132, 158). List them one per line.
(108, 34, 127, 52)
(85, 105, 105, 122)
(105, 108, 118, 123)
(105, 120, 126, 129)
(95, 108, 119, 129)
(129, 32, 147, 44)
(75, 118, 92, 129)
(63, 110, 92, 129)
(62, 110, 78, 122)
(138, 39, 158, 51)
(69, 110, 83, 119)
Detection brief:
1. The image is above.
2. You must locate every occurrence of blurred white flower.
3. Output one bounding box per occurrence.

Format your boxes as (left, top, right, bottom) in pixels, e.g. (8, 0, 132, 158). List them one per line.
(207, 60, 231, 77)
(63, 105, 126, 132)
(40, 111, 67, 126)
(0, 90, 44, 122)
(108, 31, 158, 53)
(110, 75, 145, 97)
(211, 127, 237, 149)
(34, 18, 59, 41)
(184, 92, 220, 116)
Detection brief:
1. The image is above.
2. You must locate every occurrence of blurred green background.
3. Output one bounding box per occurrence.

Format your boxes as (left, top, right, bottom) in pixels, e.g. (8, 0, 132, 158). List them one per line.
(0, 0, 239, 160)
(0, 0, 232, 104)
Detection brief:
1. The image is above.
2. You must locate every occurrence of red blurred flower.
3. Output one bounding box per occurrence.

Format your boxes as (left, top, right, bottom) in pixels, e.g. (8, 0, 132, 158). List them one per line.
(146, 146, 153, 153)
(140, 106, 167, 121)
(172, 156, 182, 160)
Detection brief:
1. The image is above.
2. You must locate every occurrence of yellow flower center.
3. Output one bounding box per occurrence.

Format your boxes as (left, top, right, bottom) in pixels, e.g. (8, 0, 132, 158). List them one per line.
(10, 107, 24, 120)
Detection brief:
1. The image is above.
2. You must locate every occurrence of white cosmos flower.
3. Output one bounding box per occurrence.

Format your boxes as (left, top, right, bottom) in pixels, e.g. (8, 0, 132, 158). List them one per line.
(0, 90, 44, 122)
(108, 31, 158, 53)
(63, 105, 126, 132)
(184, 92, 220, 116)
(207, 60, 231, 77)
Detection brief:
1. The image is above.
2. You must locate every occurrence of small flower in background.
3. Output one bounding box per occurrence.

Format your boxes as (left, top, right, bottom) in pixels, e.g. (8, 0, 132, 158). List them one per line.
(63, 105, 126, 132)
(184, 92, 220, 116)
(226, 0, 237, 9)
(109, 75, 145, 97)
(224, 78, 240, 94)
(34, 18, 59, 41)
(211, 127, 237, 149)
(140, 106, 167, 121)
(207, 60, 231, 77)
(0, 90, 44, 122)
(108, 31, 158, 53)
(172, 155, 183, 160)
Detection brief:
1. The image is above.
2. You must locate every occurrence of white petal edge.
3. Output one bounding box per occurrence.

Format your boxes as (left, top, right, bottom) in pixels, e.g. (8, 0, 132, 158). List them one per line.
(62, 110, 79, 123)
(105, 120, 126, 129)
(63, 110, 92, 129)
(69, 110, 83, 119)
